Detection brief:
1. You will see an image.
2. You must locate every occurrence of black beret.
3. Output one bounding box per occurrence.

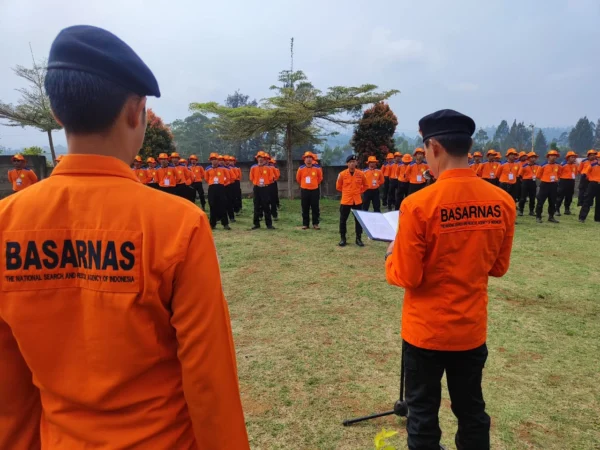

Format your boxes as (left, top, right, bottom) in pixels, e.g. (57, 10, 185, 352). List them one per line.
(419, 109, 475, 141)
(47, 25, 160, 98)
(346, 154, 357, 163)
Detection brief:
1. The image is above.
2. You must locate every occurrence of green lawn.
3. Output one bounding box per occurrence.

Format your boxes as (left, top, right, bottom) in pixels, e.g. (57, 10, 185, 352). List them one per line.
(212, 198, 600, 450)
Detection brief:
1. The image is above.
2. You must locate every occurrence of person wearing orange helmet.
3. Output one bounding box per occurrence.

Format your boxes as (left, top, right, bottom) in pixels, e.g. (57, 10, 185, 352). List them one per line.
(187, 155, 206, 210)
(7, 154, 39, 193)
(146, 157, 159, 189)
(362, 155, 384, 212)
(470, 151, 482, 174)
(381, 150, 394, 206)
(132, 155, 148, 184)
(386, 151, 402, 211)
(535, 150, 561, 223)
(406, 148, 430, 195)
(578, 152, 600, 223)
(517, 152, 540, 216)
(205, 153, 232, 230)
(269, 157, 281, 212)
(297, 152, 323, 228)
(577, 149, 597, 207)
(498, 149, 520, 203)
(396, 154, 413, 208)
(250, 151, 276, 230)
(555, 151, 579, 216)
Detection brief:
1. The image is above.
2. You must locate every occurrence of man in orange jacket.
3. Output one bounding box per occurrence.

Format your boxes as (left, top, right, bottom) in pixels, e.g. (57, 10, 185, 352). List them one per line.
(205, 153, 231, 230)
(470, 151, 482, 174)
(188, 154, 206, 210)
(498, 148, 520, 202)
(381, 151, 394, 206)
(555, 150, 578, 216)
(517, 151, 540, 216)
(132, 155, 148, 184)
(297, 151, 323, 228)
(337, 154, 368, 247)
(396, 153, 413, 208)
(577, 149, 597, 207)
(536, 150, 561, 223)
(579, 157, 600, 223)
(386, 109, 515, 450)
(406, 148, 429, 195)
(8, 154, 39, 193)
(250, 151, 276, 230)
(387, 152, 401, 211)
(146, 157, 159, 189)
(362, 155, 384, 212)
(0, 25, 249, 450)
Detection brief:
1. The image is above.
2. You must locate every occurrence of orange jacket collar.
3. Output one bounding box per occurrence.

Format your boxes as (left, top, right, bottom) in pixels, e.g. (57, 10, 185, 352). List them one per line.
(51, 154, 139, 182)
(437, 168, 477, 181)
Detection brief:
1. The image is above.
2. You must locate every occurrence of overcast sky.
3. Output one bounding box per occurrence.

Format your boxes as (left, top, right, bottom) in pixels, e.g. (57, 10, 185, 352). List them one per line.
(1, 0, 599, 149)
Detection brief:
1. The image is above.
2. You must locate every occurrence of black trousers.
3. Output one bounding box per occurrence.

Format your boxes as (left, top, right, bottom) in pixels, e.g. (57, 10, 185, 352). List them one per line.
(208, 184, 229, 227)
(234, 180, 242, 212)
(396, 182, 409, 209)
(225, 184, 236, 220)
(273, 181, 281, 208)
(536, 181, 558, 218)
(408, 183, 427, 195)
(404, 340, 490, 450)
(499, 182, 517, 202)
(339, 203, 362, 238)
(362, 189, 381, 212)
(268, 183, 278, 218)
(515, 179, 522, 203)
(578, 175, 589, 206)
(253, 186, 272, 227)
(388, 178, 399, 209)
(191, 182, 206, 208)
(579, 181, 600, 222)
(484, 178, 499, 187)
(518, 179, 537, 213)
(556, 178, 575, 212)
(301, 188, 320, 226)
(382, 177, 390, 205)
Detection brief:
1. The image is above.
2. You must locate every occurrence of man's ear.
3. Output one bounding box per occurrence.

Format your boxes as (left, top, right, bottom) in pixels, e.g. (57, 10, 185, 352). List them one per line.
(431, 139, 443, 158)
(50, 108, 64, 128)
(125, 96, 147, 129)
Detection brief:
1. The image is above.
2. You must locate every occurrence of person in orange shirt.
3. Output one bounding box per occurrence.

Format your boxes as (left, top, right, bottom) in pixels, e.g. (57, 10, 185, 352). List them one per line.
(577, 149, 597, 207)
(386, 152, 401, 211)
(396, 153, 413, 208)
(170, 152, 194, 202)
(470, 151, 482, 174)
(386, 109, 515, 450)
(498, 148, 520, 202)
(145, 157, 159, 189)
(269, 157, 281, 212)
(296, 151, 323, 228)
(381, 151, 394, 206)
(0, 25, 248, 450)
(8, 154, 39, 193)
(231, 156, 243, 214)
(336, 154, 368, 247)
(555, 150, 579, 216)
(188, 154, 206, 210)
(579, 157, 600, 223)
(361, 155, 384, 212)
(476, 150, 500, 186)
(250, 151, 276, 230)
(515, 151, 528, 202)
(223, 156, 238, 222)
(205, 153, 231, 230)
(406, 148, 429, 195)
(535, 149, 561, 223)
(517, 152, 540, 216)
(156, 152, 177, 192)
(131, 155, 148, 184)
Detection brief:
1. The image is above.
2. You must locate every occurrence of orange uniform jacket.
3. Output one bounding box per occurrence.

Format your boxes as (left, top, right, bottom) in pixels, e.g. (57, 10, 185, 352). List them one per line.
(175, 166, 193, 185)
(476, 161, 501, 180)
(498, 162, 520, 184)
(386, 168, 516, 351)
(517, 163, 540, 180)
(538, 162, 561, 183)
(156, 165, 178, 188)
(470, 162, 481, 175)
(204, 166, 229, 185)
(313, 164, 323, 183)
(559, 162, 578, 180)
(132, 167, 148, 184)
(250, 164, 276, 186)
(363, 168, 384, 189)
(578, 159, 591, 176)
(189, 165, 205, 183)
(296, 165, 323, 190)
(146, 166, 158, 184)
(388, 163, 399, 179)
(382, 163, 391, 178)
(8, 168, 38, 192)
(0, 154, 249, 450)
(583, 161, 600, 181)
(407, 162, 430, 184)
(270, 165, 280, 181)
(397, 164, 411, 182)
(336, 169, 368, 205)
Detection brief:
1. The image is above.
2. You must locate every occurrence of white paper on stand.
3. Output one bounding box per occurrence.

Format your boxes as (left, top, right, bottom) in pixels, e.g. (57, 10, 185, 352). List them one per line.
(352, 210, 399, 242)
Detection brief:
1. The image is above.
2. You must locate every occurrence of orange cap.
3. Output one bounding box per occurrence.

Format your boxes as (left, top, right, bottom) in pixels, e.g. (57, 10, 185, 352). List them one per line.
(217, 154, 225, 160)
(270, 158, 276, 164)
(402, 154, 413, 163)
(170, 152, 180, 159)
(386, 153, 394, 160)
(506, 148, 518, 156)
(518, 151, 527, 158)
(468, 153, 473, 159)
(527, 151, 537, 158)
(11, 154, 25, 161)
(547, 150, 560, 157)
(473, 151, 482, 157)
(134, 155, 142, 162)
(413, 148, 424, 155)
(158, 153, 169, 160)
(146, 157, 156, 163)
(486, 149, 495, 156)
(189, 154, 198, 160)
(255, 151, 266, 159)
(587, 149, 597, 156)
(303, 151, 314, 159)
(367, 156, 378, 163)
(209, 152, 219, 160)
(394, 152, 402, 157)
(179, 158, 187, 164)
(565, 151, 577, 158)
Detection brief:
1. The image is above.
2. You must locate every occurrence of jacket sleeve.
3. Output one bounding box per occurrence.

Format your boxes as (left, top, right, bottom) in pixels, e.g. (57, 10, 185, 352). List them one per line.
(489, 208, 516, 277)
(317, 168, 324, 184)
(296, 168, 302, 185)
(29, 170, 39, 184)
(361, 172, 368, 193)
(476, 164, 484, 177)
(170, 216, 250, 449)
(0, 318, 41, 450)
(496, 164, 504, 178)
(386, 202, 426, 289)
(336, 172, 343, 192)
(7, 171, 13, 184)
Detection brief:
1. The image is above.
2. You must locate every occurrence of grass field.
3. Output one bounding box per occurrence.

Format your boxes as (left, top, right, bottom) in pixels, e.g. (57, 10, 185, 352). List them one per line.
(212, 198, 599, 450)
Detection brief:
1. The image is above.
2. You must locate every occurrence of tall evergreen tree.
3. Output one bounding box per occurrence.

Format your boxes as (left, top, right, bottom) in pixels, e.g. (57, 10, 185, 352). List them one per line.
(351, 101, 398, 165)
(594, 118, 600, 149)
(568, 117, 594, 154)
(493, 120, 509, 151)
(534, 130, 548, 155)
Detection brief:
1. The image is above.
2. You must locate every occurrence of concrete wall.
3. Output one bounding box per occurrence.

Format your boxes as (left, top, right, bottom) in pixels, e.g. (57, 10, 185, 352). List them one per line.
(0, 155, 49, 199)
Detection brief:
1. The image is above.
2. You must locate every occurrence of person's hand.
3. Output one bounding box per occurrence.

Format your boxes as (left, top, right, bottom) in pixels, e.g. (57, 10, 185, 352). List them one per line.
(386, 241, 395, 254)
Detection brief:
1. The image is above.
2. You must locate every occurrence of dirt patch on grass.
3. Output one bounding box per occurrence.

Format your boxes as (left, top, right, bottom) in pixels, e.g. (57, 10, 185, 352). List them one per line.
(241, 392, 272, 416)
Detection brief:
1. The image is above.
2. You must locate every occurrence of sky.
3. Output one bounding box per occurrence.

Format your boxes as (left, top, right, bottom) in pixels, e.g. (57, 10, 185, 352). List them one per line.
(1, 0, 599, 149)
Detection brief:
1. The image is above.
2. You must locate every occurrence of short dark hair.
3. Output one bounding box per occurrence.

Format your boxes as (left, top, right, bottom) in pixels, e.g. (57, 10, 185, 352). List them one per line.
(45, 69, 132, 134)
(425, 133, 472, 157)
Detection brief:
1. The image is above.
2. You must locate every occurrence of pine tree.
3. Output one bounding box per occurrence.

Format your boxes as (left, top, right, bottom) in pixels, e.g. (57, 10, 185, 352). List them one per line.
(351, 101, 398, 165)
(534, 130, 548, 155)
(568, 117, 594, 154)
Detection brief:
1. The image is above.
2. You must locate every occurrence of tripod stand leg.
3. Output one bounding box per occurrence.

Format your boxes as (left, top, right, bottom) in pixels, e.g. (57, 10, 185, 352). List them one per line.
(342, 410, 396, 426)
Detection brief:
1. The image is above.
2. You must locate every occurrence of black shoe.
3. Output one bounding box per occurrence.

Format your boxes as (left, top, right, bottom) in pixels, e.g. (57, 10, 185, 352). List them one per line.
(518, 210, 524, 217)
(338, 238, 347, 247)
(267, 225, 276, 230)
(251, 225, 260, 230)
(356, 237, 364, 247)
(579, 218, 585, 223)
(529, 211, 535, 216)
(548, 217, 559, 223)
(555, 210, 561, 217)
(536, 217, 543, 223)
(230, 218, 236, 223)
(273, 217, 279, 221)
(224, 225, 232, 230)
(564, 209, 572, 215)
